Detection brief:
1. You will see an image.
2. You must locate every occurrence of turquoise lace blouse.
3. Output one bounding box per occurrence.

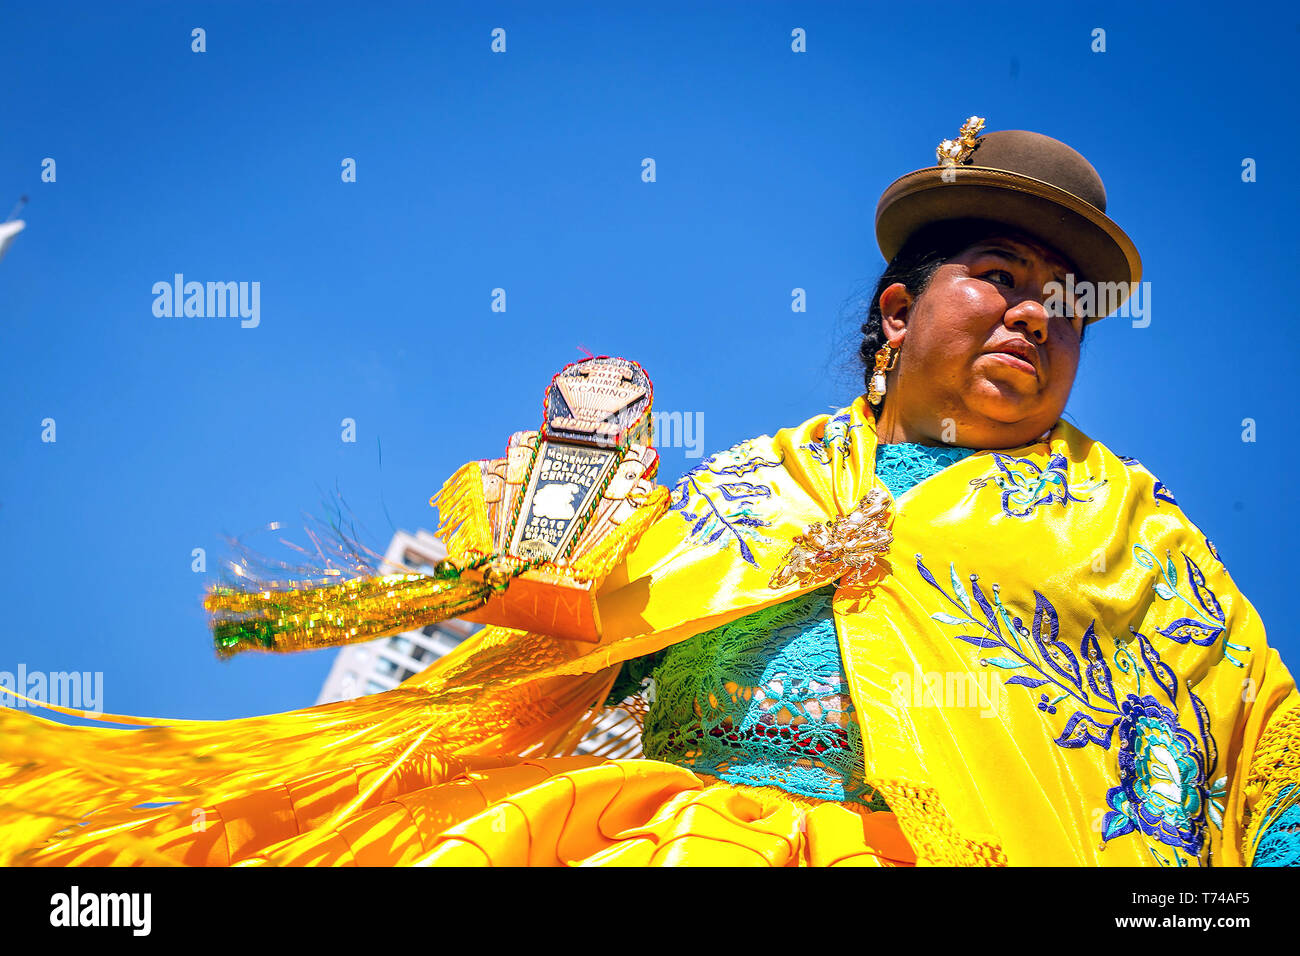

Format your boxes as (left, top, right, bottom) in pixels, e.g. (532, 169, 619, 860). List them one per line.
(614, 441, 977, 810)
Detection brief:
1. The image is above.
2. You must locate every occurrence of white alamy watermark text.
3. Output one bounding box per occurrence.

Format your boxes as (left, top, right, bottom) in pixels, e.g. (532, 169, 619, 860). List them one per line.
(1043, 274, 1153, 328)
(152, 274, 260, 328)
(1, 664, 103, 713)
(651, 410, 705, 459)
(50, 886, 151, 936)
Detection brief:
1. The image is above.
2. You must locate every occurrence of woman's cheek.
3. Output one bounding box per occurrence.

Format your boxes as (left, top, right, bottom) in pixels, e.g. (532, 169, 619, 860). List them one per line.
(1050, 337, 1081, 383)
(948, 280, 995, 312)
(963, 289, 1009, 329)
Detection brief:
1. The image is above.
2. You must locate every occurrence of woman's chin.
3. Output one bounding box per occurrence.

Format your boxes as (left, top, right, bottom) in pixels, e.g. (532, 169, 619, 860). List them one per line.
(968, 384, 1038, 419)
(965, 392, 1056, 440)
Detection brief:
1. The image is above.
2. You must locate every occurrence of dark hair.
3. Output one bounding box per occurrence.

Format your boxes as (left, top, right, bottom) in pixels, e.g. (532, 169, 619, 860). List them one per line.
(857, 218, 1085, 397)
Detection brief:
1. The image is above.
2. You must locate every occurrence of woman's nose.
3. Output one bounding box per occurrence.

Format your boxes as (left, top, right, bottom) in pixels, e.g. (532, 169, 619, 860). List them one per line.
(1005, 298, 1049, 343)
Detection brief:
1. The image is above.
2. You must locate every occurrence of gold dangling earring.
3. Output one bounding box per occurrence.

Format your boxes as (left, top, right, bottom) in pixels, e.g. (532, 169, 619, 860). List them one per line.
(867, 342, 900, 406)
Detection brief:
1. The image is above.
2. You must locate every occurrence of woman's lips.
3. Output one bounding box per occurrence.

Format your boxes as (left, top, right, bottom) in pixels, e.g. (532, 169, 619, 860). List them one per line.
(986, 350, 1038, 378)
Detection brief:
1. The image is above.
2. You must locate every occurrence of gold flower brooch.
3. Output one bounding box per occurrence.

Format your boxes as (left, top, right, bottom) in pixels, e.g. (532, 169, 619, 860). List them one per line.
(768, 488, 894, 589)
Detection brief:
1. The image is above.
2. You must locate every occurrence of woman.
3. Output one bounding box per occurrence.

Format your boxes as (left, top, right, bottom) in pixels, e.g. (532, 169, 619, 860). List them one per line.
(3, 118, 1297, 867)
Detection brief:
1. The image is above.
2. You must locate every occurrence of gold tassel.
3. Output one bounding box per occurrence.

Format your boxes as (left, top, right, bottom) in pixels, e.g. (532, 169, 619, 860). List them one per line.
(205, 572, 491, 657)
(429, 462, 495, 557)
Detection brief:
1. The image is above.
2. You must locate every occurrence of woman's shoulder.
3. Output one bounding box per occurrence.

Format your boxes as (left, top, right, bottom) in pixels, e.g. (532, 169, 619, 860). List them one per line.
(674, 404, 846, 482)
(662, 407, 844, 555)
(1053, 418, 1181, 505)
(1052, 419, 1227, 570)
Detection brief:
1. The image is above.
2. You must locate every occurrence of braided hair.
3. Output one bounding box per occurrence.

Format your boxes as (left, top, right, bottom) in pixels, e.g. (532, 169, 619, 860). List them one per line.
(857, 218, 1086, 399)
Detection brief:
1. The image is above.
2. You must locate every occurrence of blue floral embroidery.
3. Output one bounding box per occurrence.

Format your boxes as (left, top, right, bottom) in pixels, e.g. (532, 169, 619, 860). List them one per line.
(1144, 845, 1191, 867)
(1208, 775, 1228, 830)
(669, 442, 782, 567)
(969, 452, 1105, 517)
(916, 553, 1218, 862)
(1103, 695, 1208, 851)
(1133, 544, 1248, 667)
(1119, 455, 1178, 506)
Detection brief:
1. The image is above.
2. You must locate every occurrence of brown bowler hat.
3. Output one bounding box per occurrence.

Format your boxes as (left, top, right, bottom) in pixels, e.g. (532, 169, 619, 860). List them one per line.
(875, 117, 1142, 323)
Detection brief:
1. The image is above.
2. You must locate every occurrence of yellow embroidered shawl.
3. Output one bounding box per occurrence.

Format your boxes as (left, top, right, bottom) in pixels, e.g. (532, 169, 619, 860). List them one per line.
(1, 394, 1295, 866)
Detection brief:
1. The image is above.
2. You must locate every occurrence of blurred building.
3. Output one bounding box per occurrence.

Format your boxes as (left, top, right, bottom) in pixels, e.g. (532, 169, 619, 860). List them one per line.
(315, 529, 480, 704)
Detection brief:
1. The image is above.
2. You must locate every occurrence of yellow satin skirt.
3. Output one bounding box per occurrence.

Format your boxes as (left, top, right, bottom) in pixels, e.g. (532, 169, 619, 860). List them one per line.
(22, 754, 916, 867)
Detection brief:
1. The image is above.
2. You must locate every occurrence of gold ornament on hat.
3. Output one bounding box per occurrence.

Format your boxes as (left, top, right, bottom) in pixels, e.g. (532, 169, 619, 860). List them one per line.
(936, 116, 986, 167)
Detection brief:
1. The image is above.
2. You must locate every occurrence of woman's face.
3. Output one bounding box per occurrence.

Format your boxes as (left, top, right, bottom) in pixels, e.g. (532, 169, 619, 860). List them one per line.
(876, 232, 1085, 450)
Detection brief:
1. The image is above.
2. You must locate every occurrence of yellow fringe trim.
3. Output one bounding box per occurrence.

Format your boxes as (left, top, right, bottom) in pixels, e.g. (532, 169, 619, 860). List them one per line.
(545, 668, 626, 758)
(1243, 700, 1300, 865)
(429, 461, 494, 558)
(568, 485, 672, 582)
(0, 665, 616, 865)
(869, 778, 1007, 866)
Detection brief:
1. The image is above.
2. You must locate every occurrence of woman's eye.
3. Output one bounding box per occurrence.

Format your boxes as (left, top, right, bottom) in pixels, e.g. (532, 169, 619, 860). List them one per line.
(981, 269, 1015, 287)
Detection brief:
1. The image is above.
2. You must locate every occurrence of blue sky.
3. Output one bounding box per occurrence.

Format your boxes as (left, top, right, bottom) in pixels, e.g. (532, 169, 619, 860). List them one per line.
(1, 1, 1295, 721)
